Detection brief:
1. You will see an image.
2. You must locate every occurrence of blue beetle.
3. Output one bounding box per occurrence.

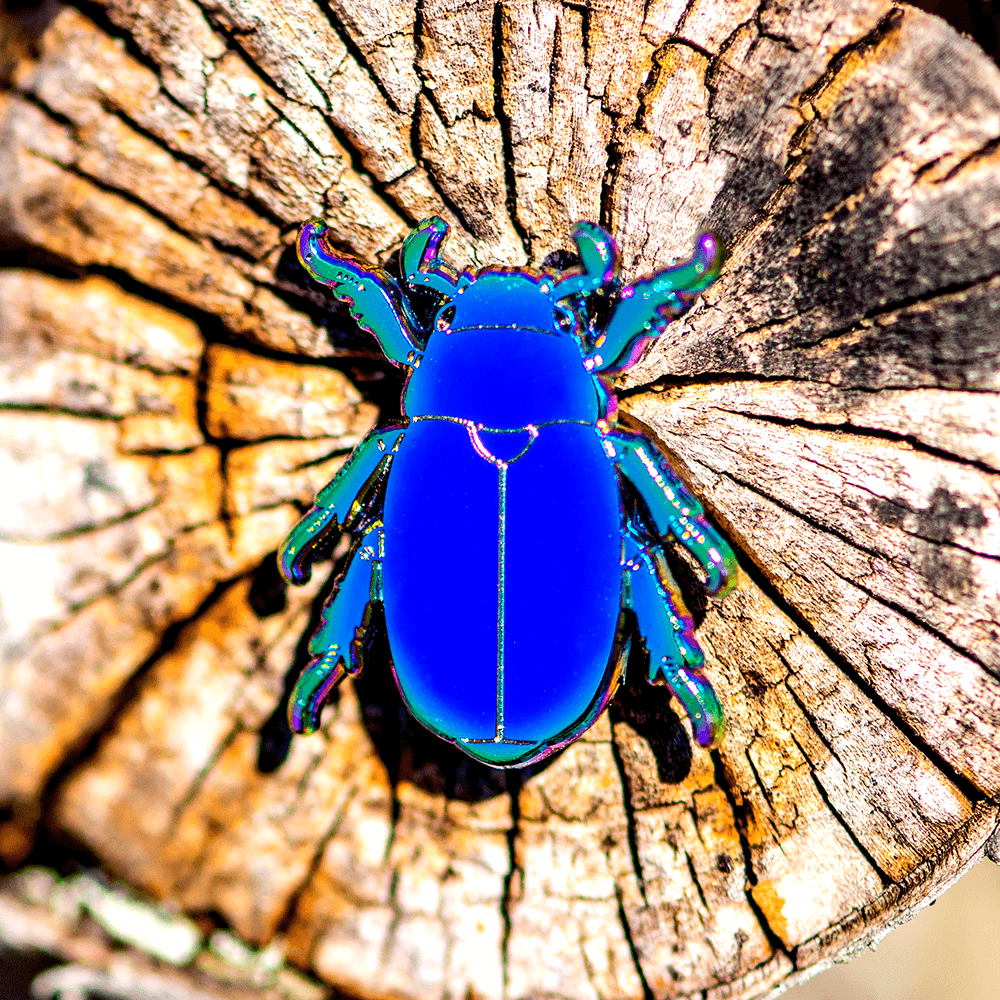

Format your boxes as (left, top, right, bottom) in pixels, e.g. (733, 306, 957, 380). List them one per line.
(278, 217, 736, 768)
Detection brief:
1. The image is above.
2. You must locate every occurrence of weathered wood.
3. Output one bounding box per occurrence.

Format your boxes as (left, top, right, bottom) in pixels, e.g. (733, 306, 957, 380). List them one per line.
(1, 2, 999, 999)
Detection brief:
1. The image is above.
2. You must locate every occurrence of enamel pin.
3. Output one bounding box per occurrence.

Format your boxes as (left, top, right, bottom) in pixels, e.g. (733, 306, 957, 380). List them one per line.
(278, 217, 736, 767)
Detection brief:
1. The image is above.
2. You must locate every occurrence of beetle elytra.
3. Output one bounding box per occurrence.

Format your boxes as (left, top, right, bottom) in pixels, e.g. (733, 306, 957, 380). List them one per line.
(278, 217, 736, 768)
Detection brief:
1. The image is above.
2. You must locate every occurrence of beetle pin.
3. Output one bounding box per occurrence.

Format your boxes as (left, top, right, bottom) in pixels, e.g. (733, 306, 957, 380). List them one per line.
(278, 217, 737, 767)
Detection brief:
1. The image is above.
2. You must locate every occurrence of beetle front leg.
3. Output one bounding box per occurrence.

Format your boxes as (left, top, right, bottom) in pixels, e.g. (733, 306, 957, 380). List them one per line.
(289, 526, 383, 734)
(279, 425, 405, 585)
(608, 430, 737, 596)
(623, 527, 725, 748)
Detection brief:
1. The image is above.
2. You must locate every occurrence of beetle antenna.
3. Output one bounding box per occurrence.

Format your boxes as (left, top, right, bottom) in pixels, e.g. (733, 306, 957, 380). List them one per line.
(552, 222, 620, 302)
(402, 218, 458, 299)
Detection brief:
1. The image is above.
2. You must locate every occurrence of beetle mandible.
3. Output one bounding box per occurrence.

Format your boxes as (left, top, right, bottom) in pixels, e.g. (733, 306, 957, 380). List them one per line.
(278, 217, 737, 767)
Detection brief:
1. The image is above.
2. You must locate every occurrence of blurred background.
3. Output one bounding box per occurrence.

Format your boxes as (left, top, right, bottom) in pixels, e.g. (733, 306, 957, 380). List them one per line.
(787, 858, 1000, 1000)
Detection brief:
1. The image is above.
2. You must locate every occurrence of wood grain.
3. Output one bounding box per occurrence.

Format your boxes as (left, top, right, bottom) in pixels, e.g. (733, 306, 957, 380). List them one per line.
(2, 2, 999, 999)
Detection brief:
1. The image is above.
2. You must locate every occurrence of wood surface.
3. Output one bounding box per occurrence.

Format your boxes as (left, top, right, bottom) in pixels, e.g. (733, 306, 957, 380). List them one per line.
(1, 1, 999, 998)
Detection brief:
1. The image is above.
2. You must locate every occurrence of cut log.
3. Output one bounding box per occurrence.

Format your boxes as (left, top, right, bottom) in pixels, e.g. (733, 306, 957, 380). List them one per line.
(1, 2, 998, 999)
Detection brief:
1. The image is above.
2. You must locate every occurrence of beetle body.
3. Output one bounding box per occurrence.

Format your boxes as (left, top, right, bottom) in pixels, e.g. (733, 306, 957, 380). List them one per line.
(279, 219, 736, 767)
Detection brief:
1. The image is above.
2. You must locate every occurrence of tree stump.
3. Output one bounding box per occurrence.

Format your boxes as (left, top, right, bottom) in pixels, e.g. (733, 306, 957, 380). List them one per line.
(1, 1, 999, 998)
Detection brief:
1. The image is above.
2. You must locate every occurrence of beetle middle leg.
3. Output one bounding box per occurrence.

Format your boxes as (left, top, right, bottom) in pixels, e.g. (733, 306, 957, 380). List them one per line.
(288, 525, 383, 735)
(623, 524, 725, 748)
(279, 425, 404, 586)
(607, 429, 737, 596)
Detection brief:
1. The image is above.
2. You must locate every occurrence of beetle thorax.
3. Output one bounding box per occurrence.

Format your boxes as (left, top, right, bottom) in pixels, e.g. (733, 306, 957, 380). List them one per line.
(402, 272, 604, 428)
(446, 271, 569, 333)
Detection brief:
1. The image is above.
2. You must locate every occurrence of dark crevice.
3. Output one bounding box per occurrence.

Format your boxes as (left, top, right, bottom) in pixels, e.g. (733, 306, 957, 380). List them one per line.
(599, 126, 623, 233)
(0, 237, 83, 277)
(615, 885, 655, 1000)
(193, 334, 215, 462)
(619, 368, 1000, 398)
(716, 464, 996, 676)
(12, 257, 233, 358)
(0, 499, 161, 545)
(787, 732, 894, 888)
(310, 0, 410, 117)
(742, 745, 776, 813)
(99, 105, 288, 239)
(499, 772, 522, 1000)
(935, 133, 1000, 184)
(211, 429, 358, 450)
(378, 869, 402, 973)
(0, 402, 121, 424)
(66, 0, 201, 120)
(712, 413, 993, 567)
(166, 722, 245, 835)
(752, 0, 800, 53)
(608, 719, 648, 905)
(776, 269, 1000, 356)
(407, 98, 476, 242)
(191, 4, 406, 205)
(7, 520, 223, 659)
(685, 852, 709, 911)
(491, 2, 530, 262)
(31, 574, 237, 870)
(631, 41, 671, 133)
(17, 127, 228, 253)
(187, 5, 412, 233)
(712, 8, 915, 260)
(22, 71, 286, 248)
(685, 445, 889, 562)
(710, 751, 789, 958)
(665, 35, 714, 63)
(546, 16, 559, 117)
(408, 3, 477, 244)
(669, 0, 701, 41)
(4, 234, 390, 373)
(272, 787, 359, 938)
(832, 560, 997, 682)
(713, 405, 1000, 478)
(798, 8, 906, 107)
(714, 521, 985, 806)
(781, 677, 851, 780)
(599, 25, 676, 232)
(618, 370, 823, 399)
(61, 0, 414, 260)
(193, 21, 311, 146)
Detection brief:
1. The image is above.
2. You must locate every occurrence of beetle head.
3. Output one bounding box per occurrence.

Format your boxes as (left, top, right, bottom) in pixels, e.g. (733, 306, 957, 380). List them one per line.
(402, 218, 620, 339)
(432, 271, 576, 336)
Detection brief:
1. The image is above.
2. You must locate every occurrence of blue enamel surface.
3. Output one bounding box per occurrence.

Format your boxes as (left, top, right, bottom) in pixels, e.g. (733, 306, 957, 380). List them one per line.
(382, 420, 621, 765)
(403, 322, 600, 428)
(279, 216, 736, 767)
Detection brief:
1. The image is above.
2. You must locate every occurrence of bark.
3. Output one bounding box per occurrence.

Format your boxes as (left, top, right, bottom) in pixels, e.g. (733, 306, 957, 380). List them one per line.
(1, 1, 999, 999)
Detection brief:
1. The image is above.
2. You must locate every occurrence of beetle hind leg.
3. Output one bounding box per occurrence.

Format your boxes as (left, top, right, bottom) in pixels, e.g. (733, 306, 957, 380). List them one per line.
(289, 527, 382, 734)
(623, 526, 725, 748)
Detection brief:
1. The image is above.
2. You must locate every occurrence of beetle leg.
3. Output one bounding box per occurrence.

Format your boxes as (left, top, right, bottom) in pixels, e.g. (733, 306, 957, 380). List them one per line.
(289, 526, 383, 734)
(623, 526, 725, 748)
(298, 220, 424, 364)
(279, 425, 405, 585)
(589, 232, 722, 374)
(607, 430, 737, 596)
